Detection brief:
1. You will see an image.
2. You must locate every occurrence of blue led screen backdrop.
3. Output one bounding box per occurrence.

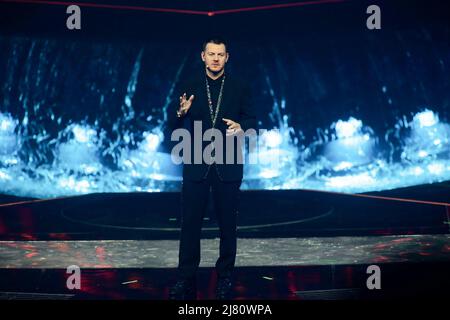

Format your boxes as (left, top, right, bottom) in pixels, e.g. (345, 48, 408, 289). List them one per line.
(0, 0, 449, 198)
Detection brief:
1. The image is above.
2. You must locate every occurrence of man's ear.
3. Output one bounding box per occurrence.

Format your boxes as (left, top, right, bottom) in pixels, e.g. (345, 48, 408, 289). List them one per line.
(201, 51, 205, 62)
(225, 53, 229, 63)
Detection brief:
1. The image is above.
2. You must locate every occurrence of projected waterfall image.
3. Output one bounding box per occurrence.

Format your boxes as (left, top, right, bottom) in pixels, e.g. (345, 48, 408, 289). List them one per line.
(1, 104, 449, 198)
(1, 30, 449, 199)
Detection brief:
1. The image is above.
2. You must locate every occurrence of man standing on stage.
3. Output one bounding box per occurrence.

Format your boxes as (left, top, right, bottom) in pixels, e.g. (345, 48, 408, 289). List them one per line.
(167, 38, 256, 300)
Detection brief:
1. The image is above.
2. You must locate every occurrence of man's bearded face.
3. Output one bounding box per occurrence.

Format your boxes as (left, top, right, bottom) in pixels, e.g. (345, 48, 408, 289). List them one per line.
(201, 43, 228, 74)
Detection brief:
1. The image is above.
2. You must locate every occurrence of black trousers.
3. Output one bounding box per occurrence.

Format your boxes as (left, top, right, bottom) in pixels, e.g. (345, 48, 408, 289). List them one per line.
(177, 165, 242, 280)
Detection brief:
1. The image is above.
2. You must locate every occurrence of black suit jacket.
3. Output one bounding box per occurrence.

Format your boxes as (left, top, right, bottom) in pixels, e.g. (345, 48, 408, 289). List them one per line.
(166, 72, 257, 182)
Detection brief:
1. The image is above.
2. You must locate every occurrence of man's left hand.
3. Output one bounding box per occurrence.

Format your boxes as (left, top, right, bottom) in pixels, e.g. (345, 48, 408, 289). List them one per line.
(222, 118, 242, 136)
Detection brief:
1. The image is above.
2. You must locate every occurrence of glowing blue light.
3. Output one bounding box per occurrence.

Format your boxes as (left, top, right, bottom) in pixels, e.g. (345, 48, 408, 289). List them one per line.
(58, 177, 91, 192)
(258, 169, 280, 179)
(414, 109, 438, 128)
(245, 136, 297, 180)
(333, 161, 354, 171)
(335, 117, 362, 139)
(427, 163, 444, 175)
(80, 165, 98, 174)
(0, 113, 17, 133)
(1, 119, 14, 132)
(131, 170, 140, 177)
(1, 41, 448, 198)
(143, 132, 161, 152)
(418, 150, 428, 158)
(72, 125, 97, 143)
(402, 109, 450, 162)
(0, 113, 20, 165)
(117, 129, 182, 183)
(56, 124, 102, 174)
(3, 106, 450, 198)
(323, 118, 375, 171)
(325, 172, 376, 189)
(0, 170, 12, 180)
(261, 130, 283, 148)
(413, 167, 424, 176)
(149, 173, 165, 180)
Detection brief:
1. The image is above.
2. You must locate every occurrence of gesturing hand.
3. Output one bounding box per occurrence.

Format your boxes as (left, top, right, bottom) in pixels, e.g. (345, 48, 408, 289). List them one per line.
(222, 118, 242, 136)
(177, 93, 195, 117)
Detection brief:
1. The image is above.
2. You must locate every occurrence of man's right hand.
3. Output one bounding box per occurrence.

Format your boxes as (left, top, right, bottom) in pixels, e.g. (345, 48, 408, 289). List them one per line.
(177, 93, 194, 117)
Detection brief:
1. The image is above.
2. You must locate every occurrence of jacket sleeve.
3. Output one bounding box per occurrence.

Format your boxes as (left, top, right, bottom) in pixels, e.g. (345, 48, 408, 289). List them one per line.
(239, 82, 257, 132)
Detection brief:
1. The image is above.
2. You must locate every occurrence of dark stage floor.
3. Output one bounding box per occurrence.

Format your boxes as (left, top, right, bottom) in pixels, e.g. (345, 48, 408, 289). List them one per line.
(1, 235, 449, 269)
(0, 182, 449, 300)
(0, 181, 449, 241)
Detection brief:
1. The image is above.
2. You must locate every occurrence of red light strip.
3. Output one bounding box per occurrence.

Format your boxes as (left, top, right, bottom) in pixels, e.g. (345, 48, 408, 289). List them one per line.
(0, 0, 348, 16)
(299, 188, 450, 208)
(0, 196, 78, 207)
(210, 0, 347, 16)
(0, 0, 209, 15)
